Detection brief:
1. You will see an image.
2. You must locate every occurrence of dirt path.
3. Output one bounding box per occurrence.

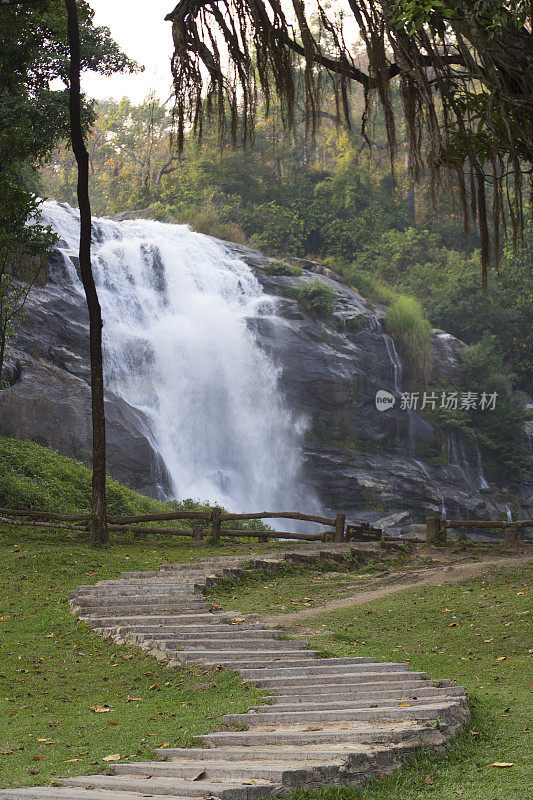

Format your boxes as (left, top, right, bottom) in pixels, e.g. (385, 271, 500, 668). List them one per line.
(261, 554, 532, 626)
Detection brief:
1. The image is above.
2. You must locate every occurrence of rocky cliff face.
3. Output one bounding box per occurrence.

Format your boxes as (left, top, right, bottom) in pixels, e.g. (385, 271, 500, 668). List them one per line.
(1, 222, 529, 530)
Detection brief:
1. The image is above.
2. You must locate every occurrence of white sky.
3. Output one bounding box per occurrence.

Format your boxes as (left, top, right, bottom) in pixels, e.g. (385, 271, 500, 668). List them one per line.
(82, 1, 360, 105)
(83, 0, 176, 103)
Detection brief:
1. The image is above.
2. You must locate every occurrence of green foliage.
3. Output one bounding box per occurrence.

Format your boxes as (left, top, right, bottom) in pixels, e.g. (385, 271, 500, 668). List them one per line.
(295, 280, 335, 317)
(0, 436, 165, 516)
(351, 225, 533, 392)
(0, 186, 57, 384)
(265, 260, 302, 277)
(427, 335, 529, 485)
(459, 336, 528, 484)
(386, 295, 432, 385)
(178, 207, 247, 244)
(0, 436, 269, 533)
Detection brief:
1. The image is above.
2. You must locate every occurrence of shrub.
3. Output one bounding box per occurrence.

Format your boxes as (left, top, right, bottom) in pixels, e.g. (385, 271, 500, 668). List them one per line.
(265, 260, 302, 277)
(386, 295, 432, 385)
(295, 279, 335, 316)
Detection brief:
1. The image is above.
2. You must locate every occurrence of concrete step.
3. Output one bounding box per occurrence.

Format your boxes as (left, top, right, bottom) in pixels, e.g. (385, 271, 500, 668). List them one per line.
(59, 774, 276, 799)
(265, 685, 466, 709)
(147, 629, 284, 640)
(101, 624, 262, 637)
(80, 603, 212, 617)
(238, 661, 405, 678)
(73, 595, 204, 606)
(155, 744, 376, 762)
(84, 613, 242, 628)
(112, 758, 344, 784)
(223, 700, 461, 725)
(258, 678, 441, 696)
(157, 638, 307, 650)
(72, 589, 204, 600)
(168, 648, 314, 659)
(244, 670, 427, 688)
(201, 721, 427, 747)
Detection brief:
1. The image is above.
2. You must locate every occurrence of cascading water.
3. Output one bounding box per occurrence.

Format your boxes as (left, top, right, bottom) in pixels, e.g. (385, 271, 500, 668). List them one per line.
(447, 431, 490, 492)
(382, 334, 402, 394)
(40, 201, 314, 515)
(473, 434, 490, 490)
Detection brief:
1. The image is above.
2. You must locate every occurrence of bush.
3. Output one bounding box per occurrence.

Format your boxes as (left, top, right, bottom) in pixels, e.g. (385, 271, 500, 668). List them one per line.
(265, 260, 302, 277)
(295, 279, 335, 316)
(386, 295, 432, 385)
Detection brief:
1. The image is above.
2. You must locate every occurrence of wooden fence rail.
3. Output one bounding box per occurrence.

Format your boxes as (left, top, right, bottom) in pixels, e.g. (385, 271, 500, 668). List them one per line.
(426, 515, 533, 546)
(0, 506, 343, 543)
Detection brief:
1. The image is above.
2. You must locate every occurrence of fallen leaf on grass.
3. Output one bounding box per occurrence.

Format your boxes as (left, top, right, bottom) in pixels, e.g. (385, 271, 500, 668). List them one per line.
(148, 684, 161, 690)
(63, 759, 80, 763)
(102, 754, 120, 762)
(156, 743, 170, 748)
(491, 762, 514, 767)
(91, 705, 114, 713)
(0, 750, 13, 755)
(126, 696, 142, 702)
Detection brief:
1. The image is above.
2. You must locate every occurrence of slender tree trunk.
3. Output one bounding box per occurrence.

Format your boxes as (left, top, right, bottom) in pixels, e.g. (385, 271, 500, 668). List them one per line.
(64, 0, 108, 544)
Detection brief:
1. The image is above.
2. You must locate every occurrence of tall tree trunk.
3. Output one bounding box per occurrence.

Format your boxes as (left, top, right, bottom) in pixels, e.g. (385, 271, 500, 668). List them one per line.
(64, 0, 108, 545)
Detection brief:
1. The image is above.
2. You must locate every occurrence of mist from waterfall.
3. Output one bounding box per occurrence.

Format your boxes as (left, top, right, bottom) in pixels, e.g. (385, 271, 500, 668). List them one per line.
(40, 201, 314, 515)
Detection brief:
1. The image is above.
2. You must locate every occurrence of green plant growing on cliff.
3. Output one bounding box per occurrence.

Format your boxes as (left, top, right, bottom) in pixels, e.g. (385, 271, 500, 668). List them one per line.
(0, 186, 56, 388)
(386, 295, 432, 386)
(295, 280, 335, 317)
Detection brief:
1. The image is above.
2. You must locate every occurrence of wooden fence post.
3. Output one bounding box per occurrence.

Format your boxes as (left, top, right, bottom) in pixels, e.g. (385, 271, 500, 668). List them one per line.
(505, 524, 519, 548)
(335, 513, 345, 542)
(211, 507, 222, 542)
(426, 515, 442, 545)
(192, 526, 204, 542)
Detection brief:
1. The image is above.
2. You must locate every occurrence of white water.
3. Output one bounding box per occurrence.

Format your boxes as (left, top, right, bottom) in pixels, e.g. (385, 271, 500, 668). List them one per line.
(383, 334, 402, 394)
(447, 431, 490, 492)
(473, 434, 490, 490)
(40, 201, 313, 514)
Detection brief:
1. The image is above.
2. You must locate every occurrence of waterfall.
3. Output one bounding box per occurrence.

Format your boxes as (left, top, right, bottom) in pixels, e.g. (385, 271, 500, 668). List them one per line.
(447, 431, 489, 491)
(473, 434, 490, 490)
(39, 201, 314, 514)
(382, 334, 402, 394)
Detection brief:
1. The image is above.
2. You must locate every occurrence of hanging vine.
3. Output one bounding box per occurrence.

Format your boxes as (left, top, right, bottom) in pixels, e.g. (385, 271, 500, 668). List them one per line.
(166, 1, 532, 286)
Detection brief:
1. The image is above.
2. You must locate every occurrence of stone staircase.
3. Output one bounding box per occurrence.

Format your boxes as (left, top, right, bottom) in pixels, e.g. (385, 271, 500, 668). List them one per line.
(0, 546, 470, 799)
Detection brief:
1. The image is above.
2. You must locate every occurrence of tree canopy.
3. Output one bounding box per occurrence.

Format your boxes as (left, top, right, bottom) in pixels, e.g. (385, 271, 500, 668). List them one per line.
(166, 0, 533, 285)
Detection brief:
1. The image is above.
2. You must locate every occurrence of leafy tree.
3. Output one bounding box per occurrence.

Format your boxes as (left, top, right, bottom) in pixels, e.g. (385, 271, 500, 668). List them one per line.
(0, 185, 56, 386)
(168, 0, 533, 284)
(0, 0, 137, 187)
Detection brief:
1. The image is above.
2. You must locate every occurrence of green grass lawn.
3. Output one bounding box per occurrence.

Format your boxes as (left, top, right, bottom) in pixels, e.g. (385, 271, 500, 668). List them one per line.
(285, 564, 532, 800)
(0, 525, 275, 789)
(204, 547, 488, 615)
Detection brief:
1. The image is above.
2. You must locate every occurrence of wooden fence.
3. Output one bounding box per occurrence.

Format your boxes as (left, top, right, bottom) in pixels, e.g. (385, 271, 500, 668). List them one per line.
(426, 515, 533, 546)
(2, 506, 531, 547)
(0, 507, 346, 544)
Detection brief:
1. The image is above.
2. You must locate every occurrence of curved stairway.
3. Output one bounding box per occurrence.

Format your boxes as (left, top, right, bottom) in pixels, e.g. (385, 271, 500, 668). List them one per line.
(0, 546, 470, 799)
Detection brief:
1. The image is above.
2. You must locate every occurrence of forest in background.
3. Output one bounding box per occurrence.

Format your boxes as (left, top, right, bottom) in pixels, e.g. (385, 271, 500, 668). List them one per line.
(39, 92, 532, 486)
(40, 93, 532, 394)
